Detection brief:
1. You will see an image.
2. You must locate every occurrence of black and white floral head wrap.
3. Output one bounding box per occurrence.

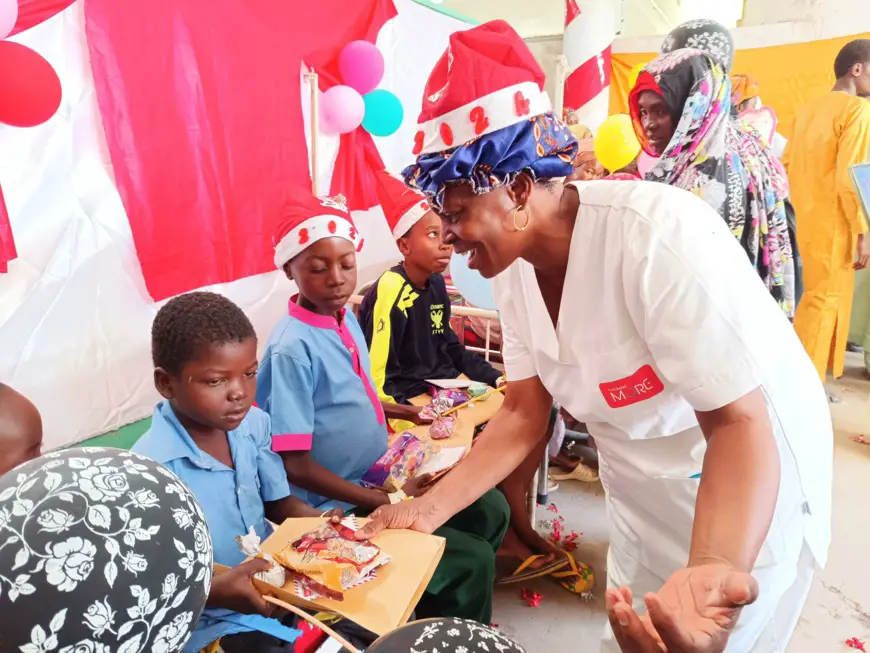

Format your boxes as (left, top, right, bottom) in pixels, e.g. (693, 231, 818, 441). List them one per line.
(0, 448, 211, 653)
(369, 618, 526, 653)
(661, 19, 735, 73)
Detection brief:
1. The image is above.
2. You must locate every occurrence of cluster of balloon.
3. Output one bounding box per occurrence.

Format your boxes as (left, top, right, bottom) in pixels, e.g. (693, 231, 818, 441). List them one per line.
(0, 448, 212, 652)
(320, 40, 403, 137)
(0, 0, 62, 128)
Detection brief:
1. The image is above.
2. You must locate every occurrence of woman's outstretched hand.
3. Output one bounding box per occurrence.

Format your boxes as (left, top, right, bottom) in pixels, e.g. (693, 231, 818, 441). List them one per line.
(606, 564, 759, 652)
(354, 498, 441, 540)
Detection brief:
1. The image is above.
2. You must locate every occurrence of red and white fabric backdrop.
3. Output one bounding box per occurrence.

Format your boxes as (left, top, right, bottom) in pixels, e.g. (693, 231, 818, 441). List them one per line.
(0, 0, 470, 450)
(562, 0, 617, 131)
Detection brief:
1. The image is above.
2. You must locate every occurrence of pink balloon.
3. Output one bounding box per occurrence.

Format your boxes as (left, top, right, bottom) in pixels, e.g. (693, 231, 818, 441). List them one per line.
(338, 40, 384, 95)
(320, 85, 365, 135)
(0, 0, 18, 39)
(638, 151, 658, 177)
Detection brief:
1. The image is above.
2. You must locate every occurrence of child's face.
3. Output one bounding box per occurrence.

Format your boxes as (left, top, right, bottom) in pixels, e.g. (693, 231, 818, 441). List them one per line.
(286, 237, 358, 315)
(156, 337, 258, 433)
(0, 386, 43, 475)
(398, 211, 453, 276)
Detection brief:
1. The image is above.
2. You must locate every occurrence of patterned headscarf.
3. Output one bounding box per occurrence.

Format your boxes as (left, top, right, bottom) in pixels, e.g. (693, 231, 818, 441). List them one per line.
(629, 49, 795, 317)
(402, 114, 578, 212)
(661, 19, 735, 73)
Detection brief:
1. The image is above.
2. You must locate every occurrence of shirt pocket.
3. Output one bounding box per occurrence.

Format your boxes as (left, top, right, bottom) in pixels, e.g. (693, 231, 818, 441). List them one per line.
(579, 335, 684, 438)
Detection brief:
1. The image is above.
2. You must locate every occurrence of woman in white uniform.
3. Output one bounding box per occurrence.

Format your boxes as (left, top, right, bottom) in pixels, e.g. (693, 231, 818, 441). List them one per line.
(359, 21, 832, 653)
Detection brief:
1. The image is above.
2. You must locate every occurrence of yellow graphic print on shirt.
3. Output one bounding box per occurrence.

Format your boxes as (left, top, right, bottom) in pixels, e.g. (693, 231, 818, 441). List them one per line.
(431, 304, 445, 335)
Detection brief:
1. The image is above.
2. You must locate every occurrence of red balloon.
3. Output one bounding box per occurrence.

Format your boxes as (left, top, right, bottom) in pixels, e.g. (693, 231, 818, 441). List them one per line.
(0, 41, 62, 127)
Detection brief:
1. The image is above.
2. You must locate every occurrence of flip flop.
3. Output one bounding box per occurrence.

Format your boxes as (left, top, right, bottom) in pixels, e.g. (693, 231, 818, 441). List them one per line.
(550, 552, 595, 594)
(549, 462, 600, 483)
(495, 554, 570, 586)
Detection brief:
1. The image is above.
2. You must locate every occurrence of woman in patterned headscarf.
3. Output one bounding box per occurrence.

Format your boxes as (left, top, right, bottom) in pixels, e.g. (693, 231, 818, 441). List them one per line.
(661, 18, 735, 72)
(629, 48, 796, 317)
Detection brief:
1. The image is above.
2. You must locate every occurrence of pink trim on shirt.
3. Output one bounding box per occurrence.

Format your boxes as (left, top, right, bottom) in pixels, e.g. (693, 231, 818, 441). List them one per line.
(287, 296, 386, 426)
(272, 433, 313, 452)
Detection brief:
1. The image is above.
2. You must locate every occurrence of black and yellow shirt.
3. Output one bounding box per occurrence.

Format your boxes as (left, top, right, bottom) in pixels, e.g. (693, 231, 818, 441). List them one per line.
(359, 265, 501, 405)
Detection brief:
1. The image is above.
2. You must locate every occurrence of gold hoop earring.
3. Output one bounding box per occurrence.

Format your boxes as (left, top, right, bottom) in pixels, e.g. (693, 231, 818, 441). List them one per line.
(512, 205, 531, 232)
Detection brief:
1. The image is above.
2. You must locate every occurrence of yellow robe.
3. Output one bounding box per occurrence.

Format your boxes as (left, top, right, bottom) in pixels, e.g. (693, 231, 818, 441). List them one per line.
(785, 93, 870, 381)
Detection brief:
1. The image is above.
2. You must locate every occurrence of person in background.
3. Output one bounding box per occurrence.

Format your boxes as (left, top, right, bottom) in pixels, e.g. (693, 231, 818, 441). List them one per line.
(784, 39, 870, 385)
(132, 291, 363, 653)
(630, 48, 796, 318)
(360, 170, 503, 425)
(848, 265, 870, 377)
(660, 18, 735, 73)
(593, 114, 642, 180)
(564, 109, 581, 126)
(731, 73, 789, 159)
(256, 191, 509, 625)
(564, 125, 604, 182)
(0, 383, 43, 475)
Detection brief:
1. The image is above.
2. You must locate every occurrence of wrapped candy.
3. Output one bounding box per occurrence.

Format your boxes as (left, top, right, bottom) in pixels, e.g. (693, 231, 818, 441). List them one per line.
(274, 519, 391, 599)
(429, 414, 456, 440)
(467, 382, 490, 398)
(235, 526, 287, 588)
(362, 433, 437, 490)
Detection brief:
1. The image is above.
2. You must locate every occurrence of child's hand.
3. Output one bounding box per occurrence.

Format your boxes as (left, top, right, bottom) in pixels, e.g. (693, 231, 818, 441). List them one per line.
(410, 405, 433, 426)
(323, 507, 345, 523)
(209, 558, 276, 617)
(402, 473, 433, 498)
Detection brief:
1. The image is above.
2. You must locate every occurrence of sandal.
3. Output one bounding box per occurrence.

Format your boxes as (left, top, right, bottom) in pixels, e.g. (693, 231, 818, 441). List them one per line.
(551, 552, 595, 594)
(495, 554, 570, 586)
(549, 462, 600, 483)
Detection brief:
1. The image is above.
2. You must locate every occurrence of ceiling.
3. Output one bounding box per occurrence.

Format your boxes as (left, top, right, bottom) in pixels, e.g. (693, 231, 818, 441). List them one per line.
(434, 0, 567, 37)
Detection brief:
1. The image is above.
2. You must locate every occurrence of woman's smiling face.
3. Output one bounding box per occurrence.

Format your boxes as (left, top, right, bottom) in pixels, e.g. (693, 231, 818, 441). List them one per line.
(437, 183, 526, 279)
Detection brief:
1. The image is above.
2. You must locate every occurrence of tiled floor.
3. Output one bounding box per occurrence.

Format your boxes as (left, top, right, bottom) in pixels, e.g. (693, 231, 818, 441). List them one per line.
(491, 354, 870, 652)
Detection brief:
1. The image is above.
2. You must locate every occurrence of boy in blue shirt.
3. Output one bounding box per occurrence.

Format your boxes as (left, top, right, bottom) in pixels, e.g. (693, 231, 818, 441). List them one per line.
(133, 291, 351, 653)
(257, 192, 509, 625)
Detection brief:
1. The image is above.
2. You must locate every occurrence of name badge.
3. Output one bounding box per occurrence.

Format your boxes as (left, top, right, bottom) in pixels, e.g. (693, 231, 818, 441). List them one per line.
(599, 365, 664, 408)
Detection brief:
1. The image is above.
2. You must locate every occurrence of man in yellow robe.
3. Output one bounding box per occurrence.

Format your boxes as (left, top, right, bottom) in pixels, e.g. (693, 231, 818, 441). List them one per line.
(785, 39, 870, 383)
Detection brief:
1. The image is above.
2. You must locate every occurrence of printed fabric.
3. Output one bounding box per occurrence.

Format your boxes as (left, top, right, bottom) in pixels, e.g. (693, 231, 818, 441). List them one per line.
(402, 113, 578, 212)
(630, 48, 795, 318)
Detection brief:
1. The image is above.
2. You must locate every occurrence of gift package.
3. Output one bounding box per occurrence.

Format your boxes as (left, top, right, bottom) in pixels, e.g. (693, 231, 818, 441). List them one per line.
(361, 433, 437, 490)
(221, 517, 446, 635)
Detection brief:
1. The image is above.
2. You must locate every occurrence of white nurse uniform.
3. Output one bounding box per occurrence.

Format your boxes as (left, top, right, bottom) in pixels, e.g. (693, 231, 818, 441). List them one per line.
(493, 181, 832, 652)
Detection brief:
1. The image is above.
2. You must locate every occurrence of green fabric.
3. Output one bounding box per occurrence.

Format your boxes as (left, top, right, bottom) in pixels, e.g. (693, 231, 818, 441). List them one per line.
(73, 418, 151, 450)
(850, 267, 870, 372)
(417, 489, 509, 624)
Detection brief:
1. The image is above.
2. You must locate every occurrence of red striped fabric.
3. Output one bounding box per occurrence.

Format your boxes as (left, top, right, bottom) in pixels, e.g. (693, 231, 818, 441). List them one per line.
(564, 45, 612, 111)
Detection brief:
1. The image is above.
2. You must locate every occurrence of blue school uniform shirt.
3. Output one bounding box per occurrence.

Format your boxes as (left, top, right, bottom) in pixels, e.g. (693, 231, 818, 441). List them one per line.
(133, 401, 297, 653)
(256, 300, 387, 510)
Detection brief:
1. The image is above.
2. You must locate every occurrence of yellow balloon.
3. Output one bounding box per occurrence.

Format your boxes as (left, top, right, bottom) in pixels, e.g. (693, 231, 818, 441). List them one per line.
(628, 62, 648, 91)
(594, 114, 641, 174)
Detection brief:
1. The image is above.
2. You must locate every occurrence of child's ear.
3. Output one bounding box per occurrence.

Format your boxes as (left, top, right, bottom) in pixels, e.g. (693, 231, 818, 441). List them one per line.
(283, 261, 294, 281)
(154, 368, 175, 400)
(397, 237, 412, 257)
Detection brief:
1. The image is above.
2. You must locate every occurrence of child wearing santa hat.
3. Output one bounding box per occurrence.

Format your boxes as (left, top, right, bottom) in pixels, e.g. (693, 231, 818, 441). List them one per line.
(255, 190, 509, 625)
(358, 169, 503, 426)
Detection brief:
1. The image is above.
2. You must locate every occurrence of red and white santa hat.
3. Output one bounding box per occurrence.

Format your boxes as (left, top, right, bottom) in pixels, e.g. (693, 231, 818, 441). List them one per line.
(273, 193, 363, 269)
(373, 169, 432, 239)
(411, 20, 552, 157)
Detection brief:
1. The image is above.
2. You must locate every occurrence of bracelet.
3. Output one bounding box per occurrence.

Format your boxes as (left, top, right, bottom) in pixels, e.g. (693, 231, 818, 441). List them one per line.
(388, 489, 408, 505)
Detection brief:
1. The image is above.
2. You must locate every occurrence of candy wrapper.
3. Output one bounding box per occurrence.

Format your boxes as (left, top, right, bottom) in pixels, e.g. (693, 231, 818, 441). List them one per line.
(235, 526, 287, 588)
(429, 414, 456, 440)
(273, 516, 391, 601)
(362, 433, 437, 490)
(467, 382, 490, 398)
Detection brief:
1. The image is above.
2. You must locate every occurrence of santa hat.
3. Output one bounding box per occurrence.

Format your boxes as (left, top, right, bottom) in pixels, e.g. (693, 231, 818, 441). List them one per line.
(412, 20, 552, 157)
(273, 193, 362, 269)
(374, 169, 432, 239)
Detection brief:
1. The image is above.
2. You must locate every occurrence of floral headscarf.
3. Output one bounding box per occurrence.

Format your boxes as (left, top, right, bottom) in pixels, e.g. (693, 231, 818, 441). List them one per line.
(661, 19, 735, 73)
(629, 49, 795, 317)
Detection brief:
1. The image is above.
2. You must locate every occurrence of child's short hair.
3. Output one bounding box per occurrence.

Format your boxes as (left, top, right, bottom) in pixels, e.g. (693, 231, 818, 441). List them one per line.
(152, 291, 256, 375)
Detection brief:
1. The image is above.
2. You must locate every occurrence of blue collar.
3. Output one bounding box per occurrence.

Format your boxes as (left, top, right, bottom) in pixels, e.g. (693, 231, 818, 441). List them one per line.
(138, 401, 223, 471)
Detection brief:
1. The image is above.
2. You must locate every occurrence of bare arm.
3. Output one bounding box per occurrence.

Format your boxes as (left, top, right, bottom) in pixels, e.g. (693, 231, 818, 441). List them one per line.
(280, 451, 389, 511)
(690, 387, 780, 571)
(414, 375, 552, 530)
